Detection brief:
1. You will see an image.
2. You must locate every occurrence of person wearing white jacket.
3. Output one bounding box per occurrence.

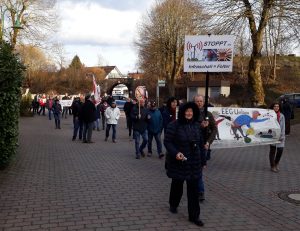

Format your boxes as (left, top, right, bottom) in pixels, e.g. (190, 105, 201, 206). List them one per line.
(104, 101, 120, 142)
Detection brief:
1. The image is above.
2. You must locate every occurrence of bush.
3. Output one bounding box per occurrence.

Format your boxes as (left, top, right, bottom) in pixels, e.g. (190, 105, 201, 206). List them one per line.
(0, 42, 25, 169)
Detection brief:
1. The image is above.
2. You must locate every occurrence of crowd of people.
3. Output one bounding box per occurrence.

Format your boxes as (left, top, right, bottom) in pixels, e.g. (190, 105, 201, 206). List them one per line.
(30, 92, 295, 227)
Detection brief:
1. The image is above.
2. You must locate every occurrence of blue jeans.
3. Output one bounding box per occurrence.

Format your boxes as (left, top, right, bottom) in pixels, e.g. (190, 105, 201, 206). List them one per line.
(83, 122, 94, 142)
(54, 113, 61, 128)
(147, 131, 162, 155)
(198, 172, 204, 193)
(73, 117, 83, 139)
(94, 118, 100, 130)
(133, 130, 148, 156)
(106, 124, 117, 140)
(198, 150, 207, 193)
(48, 109, 52, 120)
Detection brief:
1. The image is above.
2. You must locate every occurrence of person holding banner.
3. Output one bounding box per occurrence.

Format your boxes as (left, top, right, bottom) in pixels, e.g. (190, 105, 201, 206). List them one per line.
(164, 102, 206, 227)
(131, 99, 149, 159)
(269, 102, 285, 173)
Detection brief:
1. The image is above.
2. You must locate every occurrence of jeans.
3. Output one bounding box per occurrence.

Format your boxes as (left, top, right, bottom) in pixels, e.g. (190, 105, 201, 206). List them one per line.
(54, 113, 61, 128)
(133, 130, 148, 156)
(147, 131, 162, 155)
(94, 119, 101, 130)
(198, 149, 207, 193)
(106, 124, 117, 140)
(73, 117, 83, 139)
(101, 112, 106, 130)
(38, 106, 45, 115)
(198, 172, 204, 193)
(62, 107, 68, 118)
(126, 116, 133, 136)
(48, 109, 52, 120)
(269, 145, 284, 167)
(83, 122, 94, 142)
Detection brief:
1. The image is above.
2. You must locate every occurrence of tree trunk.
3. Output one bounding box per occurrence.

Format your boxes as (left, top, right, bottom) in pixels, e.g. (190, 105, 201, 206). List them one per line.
(248, 53, 265, 106)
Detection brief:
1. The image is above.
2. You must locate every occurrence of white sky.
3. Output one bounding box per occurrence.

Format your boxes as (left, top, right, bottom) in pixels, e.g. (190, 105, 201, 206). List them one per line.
(56, 0, 155, 74)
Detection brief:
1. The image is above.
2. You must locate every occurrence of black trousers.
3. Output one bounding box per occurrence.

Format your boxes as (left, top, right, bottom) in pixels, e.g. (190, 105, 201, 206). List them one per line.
(269, 145, 283, 167)
(169, 178, 200, 221)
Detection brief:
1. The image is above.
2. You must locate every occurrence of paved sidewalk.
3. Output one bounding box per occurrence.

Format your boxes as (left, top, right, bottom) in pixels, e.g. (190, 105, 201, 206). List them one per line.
(0, 114, 300, 231)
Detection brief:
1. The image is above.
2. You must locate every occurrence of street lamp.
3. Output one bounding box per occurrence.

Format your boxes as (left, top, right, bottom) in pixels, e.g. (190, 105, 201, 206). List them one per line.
(0, 7, 23, 42)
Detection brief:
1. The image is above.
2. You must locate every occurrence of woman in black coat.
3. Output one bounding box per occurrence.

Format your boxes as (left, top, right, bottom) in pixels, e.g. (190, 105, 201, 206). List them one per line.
(164, 102, 206, 227)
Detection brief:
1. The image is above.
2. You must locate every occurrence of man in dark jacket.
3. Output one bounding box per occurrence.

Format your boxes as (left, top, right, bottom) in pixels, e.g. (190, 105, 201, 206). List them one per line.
(194, 94, 217, 201)
(131, 99, 149, 159)
(71, 97, 83, 141)
(281, 97, 293, 135)
(81, 94, 97, 143)
(147, 100, 164, 158)
(123, 98, 133, 136)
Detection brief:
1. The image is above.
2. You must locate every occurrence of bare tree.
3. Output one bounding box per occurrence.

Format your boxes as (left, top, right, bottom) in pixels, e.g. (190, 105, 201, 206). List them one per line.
(0, 0, 58, 48)
(203, 0, 300, 106)
(135, 0, 207, 96)
(51, 42, 67, 70)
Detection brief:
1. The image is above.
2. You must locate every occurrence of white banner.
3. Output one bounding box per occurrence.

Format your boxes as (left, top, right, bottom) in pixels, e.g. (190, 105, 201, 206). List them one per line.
(184, 35, 235, 72)
(60, 99, 73, 107)
(208, 107, 281, 149)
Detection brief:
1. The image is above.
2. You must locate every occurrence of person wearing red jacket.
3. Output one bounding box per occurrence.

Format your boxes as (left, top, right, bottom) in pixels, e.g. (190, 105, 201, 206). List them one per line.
(38, 94, 47, 116)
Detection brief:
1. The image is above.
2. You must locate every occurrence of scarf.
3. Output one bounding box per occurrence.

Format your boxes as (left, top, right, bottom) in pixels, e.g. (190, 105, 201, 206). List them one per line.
(276, 111, 280, 123)
(170, 107, 176, 122)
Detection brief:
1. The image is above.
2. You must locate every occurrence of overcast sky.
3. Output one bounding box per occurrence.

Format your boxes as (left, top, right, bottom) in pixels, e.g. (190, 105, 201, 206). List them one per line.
(55, 0, 300, 74)
(56, 0, 155, 74)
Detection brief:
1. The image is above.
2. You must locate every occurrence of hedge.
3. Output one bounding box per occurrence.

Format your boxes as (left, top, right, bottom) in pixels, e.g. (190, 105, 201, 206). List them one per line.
(0, 42, 25, 169)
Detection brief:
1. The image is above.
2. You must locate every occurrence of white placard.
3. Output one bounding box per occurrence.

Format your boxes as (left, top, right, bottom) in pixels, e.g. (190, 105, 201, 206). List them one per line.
(184, 35, 235, 72)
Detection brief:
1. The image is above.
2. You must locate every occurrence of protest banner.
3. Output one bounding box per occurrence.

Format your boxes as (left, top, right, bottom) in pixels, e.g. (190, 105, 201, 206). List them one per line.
(93, 75, 101, 106)
(60, 99, 73, 108)
(184, 35, 235, 72)
(208, 107, 281, 149)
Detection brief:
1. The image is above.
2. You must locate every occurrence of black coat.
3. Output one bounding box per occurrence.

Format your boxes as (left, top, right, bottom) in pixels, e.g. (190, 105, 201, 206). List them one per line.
(164, 102, 206, 180)
(81, 100, 96, 123)
(130, 105, 149, 133)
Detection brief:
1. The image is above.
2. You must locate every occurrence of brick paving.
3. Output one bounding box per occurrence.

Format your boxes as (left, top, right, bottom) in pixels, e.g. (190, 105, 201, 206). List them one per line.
(0, 113, 300, 231)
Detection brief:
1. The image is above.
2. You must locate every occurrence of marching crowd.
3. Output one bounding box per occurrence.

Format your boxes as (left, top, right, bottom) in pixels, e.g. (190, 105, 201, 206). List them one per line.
(30, 92, 295, 227)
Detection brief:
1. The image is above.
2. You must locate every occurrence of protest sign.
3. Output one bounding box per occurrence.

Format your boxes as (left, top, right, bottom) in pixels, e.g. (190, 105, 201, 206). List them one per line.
(208, 107, 281, 149)
(184, 35, 235, 72)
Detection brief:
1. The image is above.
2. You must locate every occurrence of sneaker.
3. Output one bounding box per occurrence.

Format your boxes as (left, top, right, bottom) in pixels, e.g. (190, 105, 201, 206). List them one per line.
(135, 155, 140, 159)
(198, 192, 205, 201)
(147, 152, 152, 157)
(113, 140, 117, 143)
(72, 137, 75, 141)
(104, 137, 108, 142)
(159, 153, 165, 159)
(169, 207, 177, 214)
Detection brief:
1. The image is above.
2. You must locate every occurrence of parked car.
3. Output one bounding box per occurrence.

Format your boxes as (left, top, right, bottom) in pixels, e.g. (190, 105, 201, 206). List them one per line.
(277, 93, 300, 108)
(112, 95, 127, 110)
